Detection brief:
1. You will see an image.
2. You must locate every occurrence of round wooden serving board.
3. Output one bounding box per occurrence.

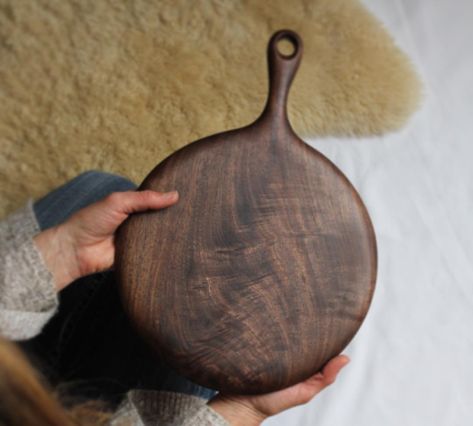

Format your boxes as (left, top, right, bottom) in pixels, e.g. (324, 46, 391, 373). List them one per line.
(115, 30, 377, 395)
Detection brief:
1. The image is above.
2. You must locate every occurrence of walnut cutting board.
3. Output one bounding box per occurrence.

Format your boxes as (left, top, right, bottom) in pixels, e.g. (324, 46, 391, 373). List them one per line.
(115, 30, 377, 395)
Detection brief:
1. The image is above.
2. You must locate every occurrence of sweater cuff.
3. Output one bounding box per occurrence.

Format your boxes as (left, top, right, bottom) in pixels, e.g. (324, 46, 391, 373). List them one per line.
(0, 199, 58, 339)
(110, 390, 230, 426)
(181, 404, 231, 426)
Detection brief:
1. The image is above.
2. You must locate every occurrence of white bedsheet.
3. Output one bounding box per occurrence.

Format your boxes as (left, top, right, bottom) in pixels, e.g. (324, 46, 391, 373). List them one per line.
(267, 1, 473, 425)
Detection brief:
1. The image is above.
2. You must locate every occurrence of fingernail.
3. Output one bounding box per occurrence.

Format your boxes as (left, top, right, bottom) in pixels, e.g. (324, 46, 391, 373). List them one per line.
(162, 190, 179, 200)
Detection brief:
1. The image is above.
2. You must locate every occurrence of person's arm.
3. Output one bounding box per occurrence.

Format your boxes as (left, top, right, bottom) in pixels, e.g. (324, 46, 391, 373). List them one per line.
(0, 199, 59, 339)
(110, 356, 349, 425)
(0, 190, 179, 340)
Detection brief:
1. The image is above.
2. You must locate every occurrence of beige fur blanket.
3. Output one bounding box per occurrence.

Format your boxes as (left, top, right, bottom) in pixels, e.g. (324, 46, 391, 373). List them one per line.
(0, 0, 421, 217)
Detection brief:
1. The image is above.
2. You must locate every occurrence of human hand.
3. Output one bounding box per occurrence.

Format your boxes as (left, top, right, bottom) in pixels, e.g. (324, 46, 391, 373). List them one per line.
(33, 190, 179, 291)
(208, 355, 350, 425)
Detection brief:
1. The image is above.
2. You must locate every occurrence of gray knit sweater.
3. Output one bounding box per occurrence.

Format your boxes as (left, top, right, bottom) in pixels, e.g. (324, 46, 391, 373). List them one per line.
(0, 200, 229, 426)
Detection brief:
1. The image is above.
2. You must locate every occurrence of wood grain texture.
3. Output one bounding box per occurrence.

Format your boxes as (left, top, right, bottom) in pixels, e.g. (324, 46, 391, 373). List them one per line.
(115, 30, 377, 395)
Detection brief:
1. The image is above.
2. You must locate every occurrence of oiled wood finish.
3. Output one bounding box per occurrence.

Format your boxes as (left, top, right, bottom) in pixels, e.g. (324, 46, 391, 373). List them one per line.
(115, 30, 377, 394)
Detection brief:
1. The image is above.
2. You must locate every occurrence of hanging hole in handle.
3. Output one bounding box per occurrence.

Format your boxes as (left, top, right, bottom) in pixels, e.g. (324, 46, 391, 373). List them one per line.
(276, 34, 298, 59)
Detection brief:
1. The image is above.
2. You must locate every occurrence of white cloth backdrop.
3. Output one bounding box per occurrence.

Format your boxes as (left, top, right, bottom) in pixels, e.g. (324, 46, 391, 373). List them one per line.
(267, 1, 473, 425)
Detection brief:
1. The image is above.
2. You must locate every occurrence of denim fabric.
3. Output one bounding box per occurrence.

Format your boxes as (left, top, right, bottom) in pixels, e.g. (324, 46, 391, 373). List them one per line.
(33, 170, 137, 230)
(21, 170, 217, 407)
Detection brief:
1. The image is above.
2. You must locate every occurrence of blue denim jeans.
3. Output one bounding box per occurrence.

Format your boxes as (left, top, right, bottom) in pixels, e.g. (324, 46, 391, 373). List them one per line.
(21, 170, 217, 407)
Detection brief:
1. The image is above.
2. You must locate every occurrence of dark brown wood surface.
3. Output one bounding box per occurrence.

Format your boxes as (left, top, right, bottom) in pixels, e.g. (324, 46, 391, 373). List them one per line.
(115, 30, 377, 395)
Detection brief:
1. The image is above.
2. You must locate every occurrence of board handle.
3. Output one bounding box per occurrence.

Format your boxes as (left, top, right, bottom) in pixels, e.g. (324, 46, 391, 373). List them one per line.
(261, 29, 303, 125)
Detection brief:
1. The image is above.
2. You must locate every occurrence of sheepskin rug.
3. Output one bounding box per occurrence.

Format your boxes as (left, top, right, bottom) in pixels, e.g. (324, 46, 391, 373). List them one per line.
(0, 0, 421, 217)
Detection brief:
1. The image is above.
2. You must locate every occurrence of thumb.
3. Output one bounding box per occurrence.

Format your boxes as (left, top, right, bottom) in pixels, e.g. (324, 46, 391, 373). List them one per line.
(109, 190, 179, 215)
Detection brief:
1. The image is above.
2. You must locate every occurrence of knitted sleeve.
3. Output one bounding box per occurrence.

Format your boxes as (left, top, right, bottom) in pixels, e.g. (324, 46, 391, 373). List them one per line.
(0, 199, 59, 340)
(110, 390, 230, 426)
